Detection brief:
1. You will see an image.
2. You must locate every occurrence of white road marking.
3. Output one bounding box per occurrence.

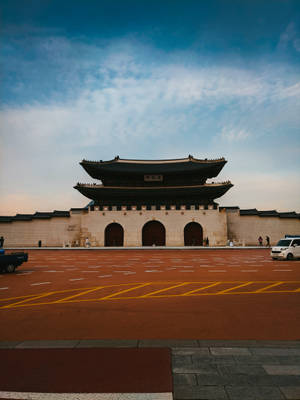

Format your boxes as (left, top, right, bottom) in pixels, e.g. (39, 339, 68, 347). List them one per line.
(17, 272, 33, 275)
(273, 269, 292, 272)
(145, 270, 163, 273)
(43, 270, 64, 273)
(179, 270, 194, 273)
(0, 287, 8, 290)
(208, 270, 227, 272)
(114, 271, 132, 273)
(0, 391, 173, 399)
(30, 282, 51, 286)
(98, 275, 112, 278)
(69, 278, 84, 281)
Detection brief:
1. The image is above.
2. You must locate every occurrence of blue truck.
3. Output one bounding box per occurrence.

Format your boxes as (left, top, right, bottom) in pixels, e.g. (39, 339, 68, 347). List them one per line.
(0, 250, 28, 273)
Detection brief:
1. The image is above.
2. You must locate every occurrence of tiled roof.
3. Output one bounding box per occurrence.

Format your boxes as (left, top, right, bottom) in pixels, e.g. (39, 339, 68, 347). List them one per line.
(224, 208, 300, 219)
(0, 210, 70, 223)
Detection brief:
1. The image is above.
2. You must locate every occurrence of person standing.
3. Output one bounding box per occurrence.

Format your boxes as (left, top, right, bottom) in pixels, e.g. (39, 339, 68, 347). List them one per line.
(266, 236, 270, 246)
(258, 236, 263, 246)
(0, 236, 4, 247)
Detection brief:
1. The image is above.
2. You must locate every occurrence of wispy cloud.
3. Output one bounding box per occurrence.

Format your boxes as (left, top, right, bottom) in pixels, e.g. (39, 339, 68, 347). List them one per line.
(277, 22, 300, 53)
(220, 127, 250, 142)
(1, 37, 300, 214)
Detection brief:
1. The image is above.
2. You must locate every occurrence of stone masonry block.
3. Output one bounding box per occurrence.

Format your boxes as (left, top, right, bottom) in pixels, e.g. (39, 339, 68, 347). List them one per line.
(250, 348, 300, 356)
(174, 385, 228, 400)
(218, 364, 267, 376)
(173, 373, 197, 386)
(173, 364, 219, 375)
(263, 365, 300, 375)
(210, 347, 251, 356)
(225, 385, 284, 400)
(172, 347, 209, 356)
(279, 386, 300, 399)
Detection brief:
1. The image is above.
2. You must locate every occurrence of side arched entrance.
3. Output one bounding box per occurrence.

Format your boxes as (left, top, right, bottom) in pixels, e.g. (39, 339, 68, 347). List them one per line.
(184, 222, 203, 246)
(142, 221, 166, 246)
(105, 223, 124, 247)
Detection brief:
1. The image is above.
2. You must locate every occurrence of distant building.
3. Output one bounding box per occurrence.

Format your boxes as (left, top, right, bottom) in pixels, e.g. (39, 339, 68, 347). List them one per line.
(1, 156, 299, 247)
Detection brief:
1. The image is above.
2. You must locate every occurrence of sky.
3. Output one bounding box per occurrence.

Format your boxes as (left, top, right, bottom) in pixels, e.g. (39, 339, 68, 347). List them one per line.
(1, 0, 300, 215)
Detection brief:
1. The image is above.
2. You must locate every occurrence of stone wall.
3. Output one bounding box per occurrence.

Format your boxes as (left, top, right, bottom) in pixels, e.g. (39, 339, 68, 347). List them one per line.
(0, 206, 299, 247)
(0, 213, 82, 247)
(226, 209, 300, 246)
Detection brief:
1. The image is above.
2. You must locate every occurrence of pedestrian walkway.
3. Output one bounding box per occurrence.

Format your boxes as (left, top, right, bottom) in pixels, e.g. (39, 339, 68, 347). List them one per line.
(1, 340, 300, 399)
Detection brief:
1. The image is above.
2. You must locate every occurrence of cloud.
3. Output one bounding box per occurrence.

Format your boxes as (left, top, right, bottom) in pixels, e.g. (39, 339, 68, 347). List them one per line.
(1, 37, 300, 214)
(277, 22, 300, 53)
(220, 127, 250, 142)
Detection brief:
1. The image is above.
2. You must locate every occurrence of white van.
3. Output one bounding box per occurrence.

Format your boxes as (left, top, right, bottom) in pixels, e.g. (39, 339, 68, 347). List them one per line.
(271, 236, 300, 260)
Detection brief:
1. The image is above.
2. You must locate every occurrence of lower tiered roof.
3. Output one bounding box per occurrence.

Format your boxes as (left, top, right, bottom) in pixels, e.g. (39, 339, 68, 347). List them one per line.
(74, 182, 233, 204)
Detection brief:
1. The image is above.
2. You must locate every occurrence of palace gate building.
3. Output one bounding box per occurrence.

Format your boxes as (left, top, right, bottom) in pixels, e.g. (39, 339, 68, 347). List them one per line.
(74, 156, 232, 247)
(1, 156, 299, 247)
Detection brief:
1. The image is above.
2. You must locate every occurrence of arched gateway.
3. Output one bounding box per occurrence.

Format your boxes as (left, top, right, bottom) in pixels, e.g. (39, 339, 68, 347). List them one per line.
(184, 222, 203, 246)
(105, 223, 124, 246)
(142, 221, 165, 246)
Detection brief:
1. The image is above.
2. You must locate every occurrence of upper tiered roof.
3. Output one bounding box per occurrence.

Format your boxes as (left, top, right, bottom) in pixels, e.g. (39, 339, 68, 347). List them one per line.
(80, 155, 227, 184)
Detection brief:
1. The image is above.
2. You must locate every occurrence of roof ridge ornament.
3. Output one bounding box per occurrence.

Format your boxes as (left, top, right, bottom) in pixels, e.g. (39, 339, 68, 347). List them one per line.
(81, 156, 226, 164)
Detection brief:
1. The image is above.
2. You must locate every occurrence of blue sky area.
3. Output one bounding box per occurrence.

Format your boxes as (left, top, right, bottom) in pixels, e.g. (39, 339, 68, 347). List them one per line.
(1, 0, 300, 214)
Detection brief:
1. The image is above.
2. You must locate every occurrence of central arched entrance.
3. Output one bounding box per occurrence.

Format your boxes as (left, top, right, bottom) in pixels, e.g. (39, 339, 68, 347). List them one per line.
(184, 222, 203, 246)
(105, 223, 124, 246)
(142, 220, 166, 246)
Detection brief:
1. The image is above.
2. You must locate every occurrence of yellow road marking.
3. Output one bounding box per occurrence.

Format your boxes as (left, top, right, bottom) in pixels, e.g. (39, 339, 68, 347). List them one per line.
(1, 281, 300, 303)
(181, 282, 221, 296)
(99, 282, 152, 300)
(0, 292, 55, 309)
(54, 286, 104, 303)
(0, 289, 299, 309)
(217, 282, 253, 294)
(1, 281, 300, 309)
(140, 282, 190, 298)
(0, 282, 148, 303)
(255, 282, 284, 293)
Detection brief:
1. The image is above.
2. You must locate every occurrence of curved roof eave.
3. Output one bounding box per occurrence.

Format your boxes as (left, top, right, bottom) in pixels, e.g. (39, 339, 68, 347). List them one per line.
(81, 155, 226, 165)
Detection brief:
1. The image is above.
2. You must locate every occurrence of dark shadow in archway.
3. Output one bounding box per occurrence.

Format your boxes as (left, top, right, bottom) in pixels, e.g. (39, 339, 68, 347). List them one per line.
(105, 223, 124, 246)
(184, 222, 203, 246)
(142, 220, 166, 246)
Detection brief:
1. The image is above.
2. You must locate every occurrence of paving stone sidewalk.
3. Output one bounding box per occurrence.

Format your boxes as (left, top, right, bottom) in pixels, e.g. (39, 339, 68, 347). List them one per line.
(1, 340, 300, 400)
(170, 341, 300, 400)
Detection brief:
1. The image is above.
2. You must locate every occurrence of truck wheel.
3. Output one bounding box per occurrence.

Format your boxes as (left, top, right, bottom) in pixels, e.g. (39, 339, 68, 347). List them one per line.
(6, 264, 16, 273)
(287, 253, 294, 261)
